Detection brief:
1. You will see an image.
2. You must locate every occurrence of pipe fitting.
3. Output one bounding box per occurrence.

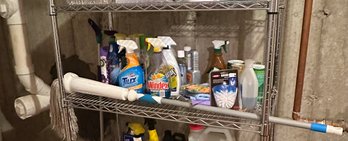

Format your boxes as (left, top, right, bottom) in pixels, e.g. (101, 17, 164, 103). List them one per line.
(0, 0, 18, 19)
(14, 95, 50, 119)
(63, 73, 131, 101)
(17, 74, 50, 96)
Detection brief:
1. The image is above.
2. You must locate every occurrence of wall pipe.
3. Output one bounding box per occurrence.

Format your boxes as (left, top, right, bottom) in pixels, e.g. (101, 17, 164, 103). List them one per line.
(1, 0, 51, 119)
(293, 0, 347, 132)
(293, 0, 313, 121)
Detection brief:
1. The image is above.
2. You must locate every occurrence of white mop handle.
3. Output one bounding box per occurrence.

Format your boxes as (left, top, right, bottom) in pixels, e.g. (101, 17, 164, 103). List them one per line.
(63, 73, 137, 101)
(160, 99, 344, 135)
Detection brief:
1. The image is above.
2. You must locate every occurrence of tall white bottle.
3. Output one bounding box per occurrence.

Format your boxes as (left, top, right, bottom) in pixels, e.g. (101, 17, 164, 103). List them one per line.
(158, 36, 181, 96)
(240, 59, 258, 110)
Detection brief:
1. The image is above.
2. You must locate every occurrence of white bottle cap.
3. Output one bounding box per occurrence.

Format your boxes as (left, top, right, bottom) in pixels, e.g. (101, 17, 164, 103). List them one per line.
(184, 46, 192, 52)
(177, 50, 185, 58)
(253, 64, 265, 70)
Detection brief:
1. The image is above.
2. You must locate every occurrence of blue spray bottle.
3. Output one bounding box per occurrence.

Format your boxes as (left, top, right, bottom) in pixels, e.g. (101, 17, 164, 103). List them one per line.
(117, 40, 145, 93)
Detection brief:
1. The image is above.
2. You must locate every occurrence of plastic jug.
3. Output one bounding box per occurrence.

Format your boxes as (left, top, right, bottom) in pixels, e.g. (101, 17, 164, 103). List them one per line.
(189, 125, 235, 141)
(199, 127, 235, 141)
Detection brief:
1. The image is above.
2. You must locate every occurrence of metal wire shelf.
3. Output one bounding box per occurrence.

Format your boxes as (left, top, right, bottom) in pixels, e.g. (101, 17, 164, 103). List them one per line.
(55, 0, 270, 13)
(65, 93, 262, 133)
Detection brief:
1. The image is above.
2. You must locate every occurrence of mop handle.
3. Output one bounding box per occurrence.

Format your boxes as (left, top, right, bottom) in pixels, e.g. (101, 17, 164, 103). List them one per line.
(62, 73, 343, 135)
(136, 94, 343, 135)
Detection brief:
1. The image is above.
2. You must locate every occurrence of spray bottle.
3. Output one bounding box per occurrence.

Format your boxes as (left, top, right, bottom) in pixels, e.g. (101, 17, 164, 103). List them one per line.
(158, 36, 181, 96)
(208, 40, 229, 72)
(117, 40, 145, 93)
(146, 38, 170, 98)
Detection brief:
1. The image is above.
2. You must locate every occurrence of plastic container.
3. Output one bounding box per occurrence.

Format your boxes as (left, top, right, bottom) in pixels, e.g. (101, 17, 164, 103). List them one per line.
(158, 36, 181, 96)
(239, 59, 258, 110)
(177, 50, 187, 85)
(116, 40, 145, 93)
(253, 64, 265, 111)
(188, 124, 205, 141)
(146, 38, 170, 98)
(189, 125, 235, 141)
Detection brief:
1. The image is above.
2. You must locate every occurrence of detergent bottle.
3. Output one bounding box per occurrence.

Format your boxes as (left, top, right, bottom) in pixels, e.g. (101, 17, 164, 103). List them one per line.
(146, 38, 171, 98)
(158, 36, 181, 96)
(116, 40, 145, 93)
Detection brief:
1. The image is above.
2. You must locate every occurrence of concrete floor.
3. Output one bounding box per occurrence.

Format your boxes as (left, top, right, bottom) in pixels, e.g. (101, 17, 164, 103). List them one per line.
(0, 0, 347, 140)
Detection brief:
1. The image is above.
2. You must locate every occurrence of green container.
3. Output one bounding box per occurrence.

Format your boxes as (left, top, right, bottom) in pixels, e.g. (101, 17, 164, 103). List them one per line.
(253, 64, 265, 103)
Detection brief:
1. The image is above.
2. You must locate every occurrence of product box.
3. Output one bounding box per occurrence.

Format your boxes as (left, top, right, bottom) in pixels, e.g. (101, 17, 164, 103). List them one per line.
(210, 69, 238, 108)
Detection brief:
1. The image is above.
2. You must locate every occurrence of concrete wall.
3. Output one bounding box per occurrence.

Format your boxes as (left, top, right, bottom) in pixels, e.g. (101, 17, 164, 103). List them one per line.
(0, 0, 347, 141)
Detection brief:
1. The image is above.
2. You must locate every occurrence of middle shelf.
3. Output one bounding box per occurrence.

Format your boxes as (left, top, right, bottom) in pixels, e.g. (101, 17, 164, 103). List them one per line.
(65, 93, 262, 133)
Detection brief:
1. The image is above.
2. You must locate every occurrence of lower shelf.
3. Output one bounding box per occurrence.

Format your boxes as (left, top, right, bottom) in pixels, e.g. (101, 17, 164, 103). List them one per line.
(65, 93, 262, 133)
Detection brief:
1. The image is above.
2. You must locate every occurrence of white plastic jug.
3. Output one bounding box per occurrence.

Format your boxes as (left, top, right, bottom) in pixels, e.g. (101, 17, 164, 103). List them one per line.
(199, 127, 235, 141)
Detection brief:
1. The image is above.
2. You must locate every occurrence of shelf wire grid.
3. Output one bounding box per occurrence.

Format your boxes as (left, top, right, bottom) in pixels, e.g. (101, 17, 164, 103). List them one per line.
(55, 0, 270, 12)
(65, 93, 262, 133)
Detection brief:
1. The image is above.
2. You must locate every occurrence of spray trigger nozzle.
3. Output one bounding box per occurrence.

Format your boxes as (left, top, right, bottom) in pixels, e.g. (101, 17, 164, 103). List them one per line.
(158, 36, 177, 49)
(212, 40, 230, 53)
(117, 40, 138, 54)
(146, 38, 166, 53)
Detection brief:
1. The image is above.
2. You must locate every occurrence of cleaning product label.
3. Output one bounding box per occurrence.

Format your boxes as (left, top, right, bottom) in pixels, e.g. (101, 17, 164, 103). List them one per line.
(147, 72, 170, 98)
(210, 70, 238, 108)
(118, 66, 144, 93)
(164, 66, 178, 92)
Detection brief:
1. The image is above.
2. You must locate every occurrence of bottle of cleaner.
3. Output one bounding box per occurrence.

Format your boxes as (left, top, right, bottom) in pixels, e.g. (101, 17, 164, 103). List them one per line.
(177, 50, 187, 85)
(117, 40, 145, 93)
(208, 40, 229, 72)
(158, 36, 181, 96)
(146, 38, 170, 98)
(240, 59, 258, 110)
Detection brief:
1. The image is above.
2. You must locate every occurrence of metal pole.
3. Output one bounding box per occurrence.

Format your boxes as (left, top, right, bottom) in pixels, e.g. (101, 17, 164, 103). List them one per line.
(270, 1, 286, 140)
(49, 0, 72, 140)
(262, 0, 279, 140)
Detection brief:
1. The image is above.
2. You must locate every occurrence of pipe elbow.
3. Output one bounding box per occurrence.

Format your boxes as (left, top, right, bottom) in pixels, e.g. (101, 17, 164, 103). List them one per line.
(0, 0, 18, 19)
(17, 73, 50, 96)
(14, 95, 50, 119)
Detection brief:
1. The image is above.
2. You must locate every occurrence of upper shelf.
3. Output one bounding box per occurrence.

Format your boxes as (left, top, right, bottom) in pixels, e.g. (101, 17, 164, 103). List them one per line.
(55, 0, 270, 13)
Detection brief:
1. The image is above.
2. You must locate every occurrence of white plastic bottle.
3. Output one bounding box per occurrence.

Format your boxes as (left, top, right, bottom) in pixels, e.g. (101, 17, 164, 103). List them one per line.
(189, 125, 235, 141)
(158, 36, 181, 96)
(240, 59, 258, 110)
(188, 124, 205, 141)
(177, 50, 187, 85)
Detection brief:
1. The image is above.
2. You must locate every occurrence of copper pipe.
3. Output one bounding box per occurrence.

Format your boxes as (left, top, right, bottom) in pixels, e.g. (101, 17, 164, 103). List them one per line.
(292, 0, 313, 120)
(292, 0, 348, 132)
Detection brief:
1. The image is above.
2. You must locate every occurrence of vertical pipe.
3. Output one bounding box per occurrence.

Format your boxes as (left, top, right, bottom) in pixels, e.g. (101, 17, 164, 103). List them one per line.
(292, 0, 313, 120)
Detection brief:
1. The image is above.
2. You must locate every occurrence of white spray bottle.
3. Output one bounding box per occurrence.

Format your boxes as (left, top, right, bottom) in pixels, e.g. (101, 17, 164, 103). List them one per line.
(158, 36, 181, 96)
